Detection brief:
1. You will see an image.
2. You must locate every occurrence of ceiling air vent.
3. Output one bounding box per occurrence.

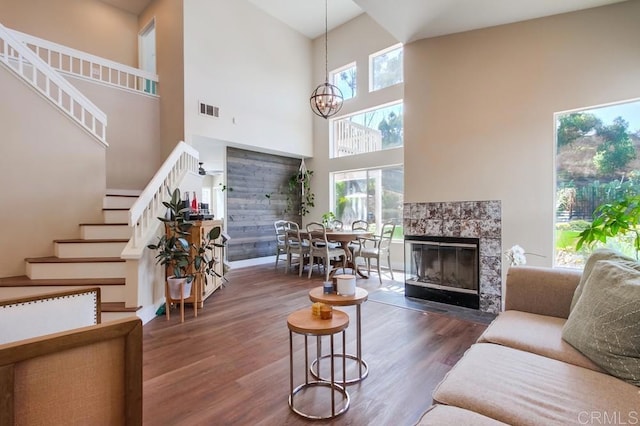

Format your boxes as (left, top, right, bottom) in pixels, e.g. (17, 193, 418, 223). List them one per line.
(199, 102, 219, 118)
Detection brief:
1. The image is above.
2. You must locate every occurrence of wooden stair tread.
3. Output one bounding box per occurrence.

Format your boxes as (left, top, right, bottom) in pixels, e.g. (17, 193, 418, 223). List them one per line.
(54, 238, 129, 243)
(25, 256, 125, 263)
(101, 302, 140, 312)
(0, 276, 125, 287)
(105, 194, 138, 198)
(79, 223, 127, 226)
(102, 208, 129, 211)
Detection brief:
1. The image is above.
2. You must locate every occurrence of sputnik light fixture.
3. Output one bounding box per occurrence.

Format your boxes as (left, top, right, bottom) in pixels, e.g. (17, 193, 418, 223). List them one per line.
(310, 0, 343, 119)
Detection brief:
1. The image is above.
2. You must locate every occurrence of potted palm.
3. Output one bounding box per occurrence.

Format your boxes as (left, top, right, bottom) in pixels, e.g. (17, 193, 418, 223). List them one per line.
(148, 187, 225, 299)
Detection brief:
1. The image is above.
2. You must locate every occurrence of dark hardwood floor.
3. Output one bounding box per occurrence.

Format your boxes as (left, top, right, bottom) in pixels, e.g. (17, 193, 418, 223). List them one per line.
(142, 264, 487, 425)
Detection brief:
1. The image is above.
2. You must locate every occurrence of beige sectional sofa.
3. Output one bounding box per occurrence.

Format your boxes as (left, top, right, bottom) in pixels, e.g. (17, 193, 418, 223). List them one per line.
(417, 257, 640, 425)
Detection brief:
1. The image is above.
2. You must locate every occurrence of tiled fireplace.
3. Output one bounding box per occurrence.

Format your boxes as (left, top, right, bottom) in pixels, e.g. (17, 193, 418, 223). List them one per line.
(403, 201, 502, 314)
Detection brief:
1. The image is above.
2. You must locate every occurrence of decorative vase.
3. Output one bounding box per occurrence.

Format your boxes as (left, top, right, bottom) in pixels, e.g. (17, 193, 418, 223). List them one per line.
(167, 277, 193, 299)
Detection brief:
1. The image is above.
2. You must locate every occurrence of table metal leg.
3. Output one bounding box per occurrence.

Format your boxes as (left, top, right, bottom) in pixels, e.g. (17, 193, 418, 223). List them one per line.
(310, 307, 369, 385)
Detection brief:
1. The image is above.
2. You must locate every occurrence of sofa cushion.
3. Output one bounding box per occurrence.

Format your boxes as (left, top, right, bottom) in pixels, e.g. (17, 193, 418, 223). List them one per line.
(570, 248, 637, 311)
(433, 343, 639, 426)
(415, 405, 507, 426)
(562, 259, 640, 386)
(478, 310, 602, 372)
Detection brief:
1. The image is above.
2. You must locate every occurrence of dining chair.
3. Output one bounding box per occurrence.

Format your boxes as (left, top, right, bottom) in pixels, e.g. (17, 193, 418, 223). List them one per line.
(284, 222, 309, 277)
(330, 219, 344, 231)
(348, 220, 370, 259)
(306, 222, 347, 281)
(351, 220, 369, 232)
(354, 222, 396, 284)
(274, 220, 288, 270)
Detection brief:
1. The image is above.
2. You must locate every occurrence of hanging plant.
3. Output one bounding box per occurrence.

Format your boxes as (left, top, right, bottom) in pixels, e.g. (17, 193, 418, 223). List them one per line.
(285, 169, 314, 216)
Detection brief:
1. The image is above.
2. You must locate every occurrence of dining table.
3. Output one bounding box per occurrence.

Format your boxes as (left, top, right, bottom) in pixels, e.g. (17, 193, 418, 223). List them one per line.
(301, 229, 373, 278)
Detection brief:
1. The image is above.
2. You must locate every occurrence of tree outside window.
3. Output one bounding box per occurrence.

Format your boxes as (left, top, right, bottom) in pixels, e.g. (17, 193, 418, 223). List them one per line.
(332, 166, 403, 237)
(331, 63, 356, 101)
(370, 44, 403, 91)
(555, 99, 640, 267)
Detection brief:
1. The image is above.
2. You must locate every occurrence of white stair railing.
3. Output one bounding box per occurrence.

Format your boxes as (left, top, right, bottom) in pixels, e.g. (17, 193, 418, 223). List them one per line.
(334, 120, 382, 157)
(0, 22, 107, 145)
(9, 28, 159, 96)
(124, 141, 200, 253)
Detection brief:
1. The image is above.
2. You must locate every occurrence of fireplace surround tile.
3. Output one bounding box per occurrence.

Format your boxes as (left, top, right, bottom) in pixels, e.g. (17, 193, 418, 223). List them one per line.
(443, 220, 461, 237)
(460, 220, 482, 238)
(404, 200, 502, 314)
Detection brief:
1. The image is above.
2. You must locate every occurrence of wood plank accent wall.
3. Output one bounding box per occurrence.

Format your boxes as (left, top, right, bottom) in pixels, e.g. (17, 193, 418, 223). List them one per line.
(226, 147, 302, 261)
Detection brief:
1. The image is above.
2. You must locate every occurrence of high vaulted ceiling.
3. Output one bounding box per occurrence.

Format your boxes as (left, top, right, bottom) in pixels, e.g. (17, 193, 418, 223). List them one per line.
(100, 0, 629, 42)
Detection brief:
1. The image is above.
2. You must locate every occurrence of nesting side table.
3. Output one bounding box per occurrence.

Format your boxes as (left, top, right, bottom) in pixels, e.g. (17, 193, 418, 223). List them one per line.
(308, 286, 369, 384)
(287, 307, 350, 420)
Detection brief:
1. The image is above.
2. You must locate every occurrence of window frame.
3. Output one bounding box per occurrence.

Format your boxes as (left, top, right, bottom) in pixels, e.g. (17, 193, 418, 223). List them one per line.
(369, 43, 403, 92)
(330, 62, 357, 101)
(329, 100, 404, 159)
(330, 164, 404, 240)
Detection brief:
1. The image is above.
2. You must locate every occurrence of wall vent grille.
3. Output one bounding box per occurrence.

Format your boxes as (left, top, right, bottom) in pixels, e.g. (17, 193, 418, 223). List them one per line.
(199, 102, 219, 118)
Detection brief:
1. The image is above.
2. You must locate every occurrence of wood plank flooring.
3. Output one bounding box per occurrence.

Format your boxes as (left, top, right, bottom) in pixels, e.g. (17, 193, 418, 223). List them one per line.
(142, 264, 487, 425)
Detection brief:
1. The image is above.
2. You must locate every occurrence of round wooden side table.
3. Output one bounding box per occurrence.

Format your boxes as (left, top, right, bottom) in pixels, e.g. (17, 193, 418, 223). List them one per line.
(308, 286, 369, 384)
(287, 307, 350, 420)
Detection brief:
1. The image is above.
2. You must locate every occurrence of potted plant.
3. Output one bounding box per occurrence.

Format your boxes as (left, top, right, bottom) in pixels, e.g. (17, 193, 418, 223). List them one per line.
(148, 187, 225, 299)
(321, 211, 336, 229)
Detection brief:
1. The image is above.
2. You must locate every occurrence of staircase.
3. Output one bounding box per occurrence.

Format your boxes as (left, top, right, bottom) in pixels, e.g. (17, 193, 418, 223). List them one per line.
(0, 192, 140, 322)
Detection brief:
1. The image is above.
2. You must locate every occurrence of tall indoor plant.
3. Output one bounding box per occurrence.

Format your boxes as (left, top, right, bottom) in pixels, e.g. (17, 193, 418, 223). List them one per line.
(148, 187, 225, 298)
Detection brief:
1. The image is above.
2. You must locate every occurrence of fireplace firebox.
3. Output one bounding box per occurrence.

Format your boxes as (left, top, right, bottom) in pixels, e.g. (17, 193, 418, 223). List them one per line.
(404, 235, 480, 309)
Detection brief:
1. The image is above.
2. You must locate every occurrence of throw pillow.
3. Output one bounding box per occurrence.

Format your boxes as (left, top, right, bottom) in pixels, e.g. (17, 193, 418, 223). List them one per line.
(570, 248, 638, 312)
(562, 259, 640, 386)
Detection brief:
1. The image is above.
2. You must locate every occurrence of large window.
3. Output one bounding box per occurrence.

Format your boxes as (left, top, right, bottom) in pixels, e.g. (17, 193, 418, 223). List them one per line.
(331, 62, 357, 101)
(555, 98, 640, 268)
(331, 101, 403, 158)
(370, 44, 403, 92)
(332, 166, 404, 237)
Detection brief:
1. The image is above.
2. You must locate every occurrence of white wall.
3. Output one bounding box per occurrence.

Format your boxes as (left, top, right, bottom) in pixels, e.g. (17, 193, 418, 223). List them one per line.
(139, 0, 184, 160)
(403, 1, 640, 267)
(0, 0, 139, 66)
(306, 14, 405, 270)
(183, 0, 313, 158)
(0, 68, 106, 277)
(70, 78, 161, 190)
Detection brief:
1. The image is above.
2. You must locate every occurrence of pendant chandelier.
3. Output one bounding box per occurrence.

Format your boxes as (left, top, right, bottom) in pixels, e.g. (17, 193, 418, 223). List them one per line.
(310, 0, 343, 119)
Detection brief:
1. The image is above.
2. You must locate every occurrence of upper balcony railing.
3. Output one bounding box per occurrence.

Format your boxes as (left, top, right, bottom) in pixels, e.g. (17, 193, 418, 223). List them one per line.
(8, 28, 159, 96)
(333, 120, 382, 157)
(0, 22, 107, 145)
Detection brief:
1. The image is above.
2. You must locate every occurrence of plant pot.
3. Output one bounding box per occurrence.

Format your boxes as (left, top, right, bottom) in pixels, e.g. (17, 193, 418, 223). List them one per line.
(167, 277, 193, 299)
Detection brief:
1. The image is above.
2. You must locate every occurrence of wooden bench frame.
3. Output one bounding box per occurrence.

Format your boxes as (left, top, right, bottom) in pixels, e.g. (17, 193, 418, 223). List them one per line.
(0, 317, 142, 425)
